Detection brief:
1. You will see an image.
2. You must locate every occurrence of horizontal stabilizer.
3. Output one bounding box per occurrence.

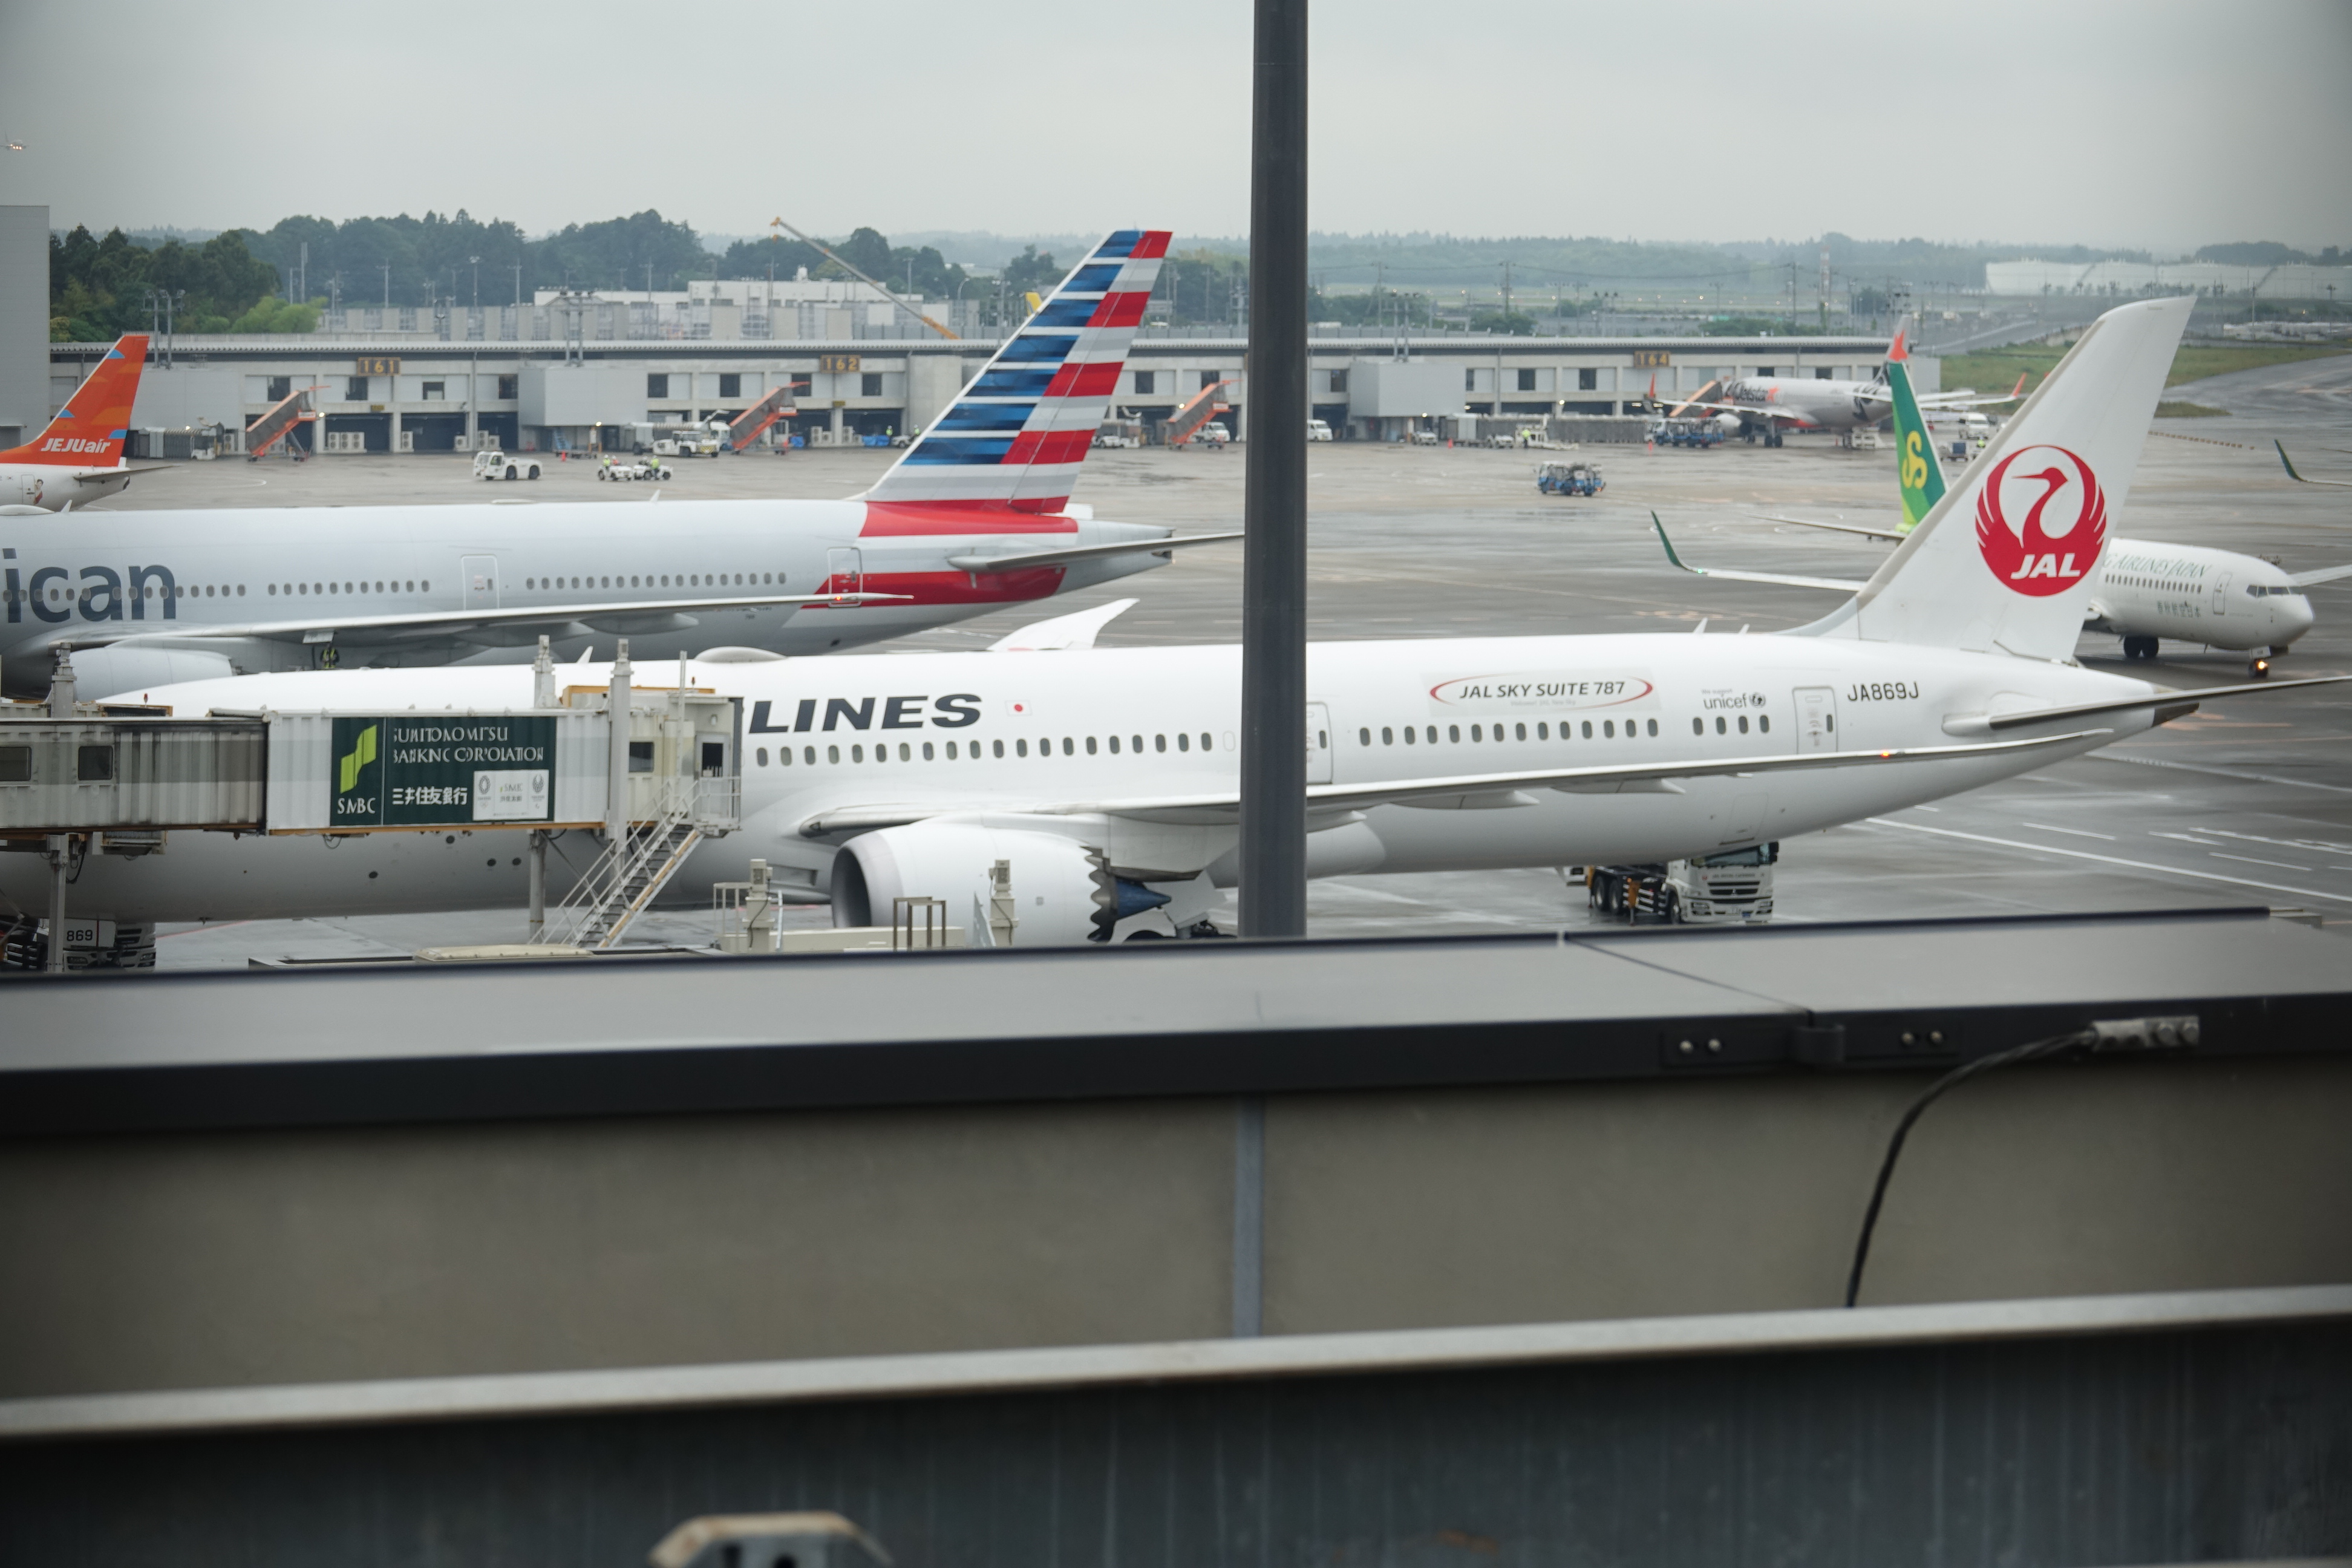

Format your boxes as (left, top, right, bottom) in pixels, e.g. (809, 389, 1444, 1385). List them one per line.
(948, 531, 1242, 573)
(1944, 673, 2351, 736)
(2289, 563, 2352, 588)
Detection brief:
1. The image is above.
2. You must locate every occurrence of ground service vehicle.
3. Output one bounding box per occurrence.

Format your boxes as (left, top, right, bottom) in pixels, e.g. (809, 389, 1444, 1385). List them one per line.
(1585, 846, 1777, 924)
(597, 457, 673, 482)
(1537, 460, 1605, 497)
(1650, 420, 1723, 449)
(1307, 419, 1333, 442)
(471, 448, 543, 482)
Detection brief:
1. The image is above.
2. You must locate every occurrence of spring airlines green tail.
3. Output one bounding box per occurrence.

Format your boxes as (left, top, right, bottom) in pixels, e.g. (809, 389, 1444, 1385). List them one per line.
(1884, 327, 1945, 531)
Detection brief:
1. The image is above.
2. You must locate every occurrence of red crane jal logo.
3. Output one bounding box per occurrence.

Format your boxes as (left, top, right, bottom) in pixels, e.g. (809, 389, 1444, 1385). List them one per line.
(1975, 444, 2107, 597)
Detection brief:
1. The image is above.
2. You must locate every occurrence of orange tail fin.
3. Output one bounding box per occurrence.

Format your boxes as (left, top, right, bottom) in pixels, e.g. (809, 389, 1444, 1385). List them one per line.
(1, 335, 149, 466)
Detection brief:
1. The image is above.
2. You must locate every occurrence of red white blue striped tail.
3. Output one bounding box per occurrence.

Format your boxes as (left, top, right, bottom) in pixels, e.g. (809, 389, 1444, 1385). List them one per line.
(859, 229, 1171, 515)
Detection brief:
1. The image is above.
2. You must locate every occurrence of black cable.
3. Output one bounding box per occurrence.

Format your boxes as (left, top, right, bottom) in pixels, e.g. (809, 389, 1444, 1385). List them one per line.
(1844, 1028, 2097, 1308)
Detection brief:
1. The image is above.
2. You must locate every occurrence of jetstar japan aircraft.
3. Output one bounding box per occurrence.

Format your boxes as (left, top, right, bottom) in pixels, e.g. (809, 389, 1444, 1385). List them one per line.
(38, 295, 2340, 942)
(0, 334, 168, 511)
(0, 230, 1235, 699)
(1647, 330, 2026, 446)
(1656, 328, 2352, 677)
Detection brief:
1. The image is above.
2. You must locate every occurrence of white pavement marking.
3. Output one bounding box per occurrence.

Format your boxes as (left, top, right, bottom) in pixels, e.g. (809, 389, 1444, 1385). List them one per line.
(2210, 852, 2313, 871)
(2020, 822, 2118, 840)
(1866, 817, 2352, 906)
(2098, 753, 2352, 797)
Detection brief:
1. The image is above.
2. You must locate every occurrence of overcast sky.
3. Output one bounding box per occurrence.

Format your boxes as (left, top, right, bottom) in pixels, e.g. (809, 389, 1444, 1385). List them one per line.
(4, 0, 2345, 254)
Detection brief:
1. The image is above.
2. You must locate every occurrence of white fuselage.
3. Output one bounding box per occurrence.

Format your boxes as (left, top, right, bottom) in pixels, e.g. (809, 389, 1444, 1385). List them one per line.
(15, 633, 2160, 927)
(2089, 538, 2314, 652)
(0, 463, 137, 511)
(0, 498, 1175, 697)
(1709, 376, 1892, 433)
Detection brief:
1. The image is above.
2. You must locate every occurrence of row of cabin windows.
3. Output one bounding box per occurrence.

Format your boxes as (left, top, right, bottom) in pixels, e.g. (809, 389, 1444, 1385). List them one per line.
(753, 732, 1218, 767)
(1358, 714, 1773, 745)
(265, 581, 425, 595)
(524, 572, 780, 591)
(7, 582, 248, 604)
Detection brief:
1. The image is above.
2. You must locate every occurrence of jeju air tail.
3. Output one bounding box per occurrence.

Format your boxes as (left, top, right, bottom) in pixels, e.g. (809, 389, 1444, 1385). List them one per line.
(858, 231, 1170, 515)
(1811, 295, 2190, 663)
(1, 334, 148, 468)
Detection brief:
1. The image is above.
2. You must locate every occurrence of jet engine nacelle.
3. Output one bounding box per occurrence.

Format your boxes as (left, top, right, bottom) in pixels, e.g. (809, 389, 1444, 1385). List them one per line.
(55, 645, 241, 703)
(830, 822, 1171, 946)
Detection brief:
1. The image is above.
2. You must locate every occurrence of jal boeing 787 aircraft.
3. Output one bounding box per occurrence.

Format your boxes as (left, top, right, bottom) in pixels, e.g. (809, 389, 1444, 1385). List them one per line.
(0, 231, 1235, 699)
(21, 296, 2338, 947)
(1654, 328, 2352, 676)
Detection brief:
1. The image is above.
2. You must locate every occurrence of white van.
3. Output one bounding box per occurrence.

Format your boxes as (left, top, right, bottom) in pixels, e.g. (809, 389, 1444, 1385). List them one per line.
(1305, 419, 1333, 442)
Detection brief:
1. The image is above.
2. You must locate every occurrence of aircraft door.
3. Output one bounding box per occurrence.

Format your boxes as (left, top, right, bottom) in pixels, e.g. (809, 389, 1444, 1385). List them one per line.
(1793, 686, 1837, 753)
(2210, 571, 2230, 618)
(826, 547, 864, 597)
(462, 554, 500, 609)
(1305, 702, 1333, 785)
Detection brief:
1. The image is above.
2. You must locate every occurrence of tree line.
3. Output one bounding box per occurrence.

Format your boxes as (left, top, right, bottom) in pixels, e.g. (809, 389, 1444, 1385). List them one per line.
(48, 212, 1072, 341)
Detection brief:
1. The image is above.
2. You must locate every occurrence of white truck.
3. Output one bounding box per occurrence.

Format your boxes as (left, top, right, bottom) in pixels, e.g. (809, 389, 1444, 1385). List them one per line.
(1581, 844, 1777, 925)
(471, 448, 543, 482)
(1306, 419, 1333, 442)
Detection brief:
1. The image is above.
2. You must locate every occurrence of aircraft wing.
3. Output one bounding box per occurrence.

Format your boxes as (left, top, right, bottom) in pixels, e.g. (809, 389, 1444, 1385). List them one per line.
(2277, 441, 2352, 490)
(54, 593, 811, 651)
(946, 532, 1244, 573)
(795, 729, 2118, 837)
(1648, 393, 1818, 427)
(1916, 374, 2029, 408)
(2290, 564, 2352, 588)
(1751, 513, 1907, 541)
(1651, 515, 1865, 592)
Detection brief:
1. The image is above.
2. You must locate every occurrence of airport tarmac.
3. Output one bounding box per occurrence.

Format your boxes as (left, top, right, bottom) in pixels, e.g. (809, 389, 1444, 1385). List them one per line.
(73, 353, 2352, 964)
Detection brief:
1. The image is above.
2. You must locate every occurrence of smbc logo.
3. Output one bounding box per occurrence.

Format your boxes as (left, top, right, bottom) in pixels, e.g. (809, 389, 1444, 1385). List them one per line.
(338, 724, 378, 791)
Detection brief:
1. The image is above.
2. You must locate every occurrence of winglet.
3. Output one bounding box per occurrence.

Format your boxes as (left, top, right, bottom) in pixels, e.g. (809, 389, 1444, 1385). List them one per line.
(2278, 439, 2305, 482)
(1651, 512, 1701, 575)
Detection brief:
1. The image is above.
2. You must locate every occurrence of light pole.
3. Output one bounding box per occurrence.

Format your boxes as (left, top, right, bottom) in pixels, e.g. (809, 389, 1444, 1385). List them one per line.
(380, 263, 390, 307)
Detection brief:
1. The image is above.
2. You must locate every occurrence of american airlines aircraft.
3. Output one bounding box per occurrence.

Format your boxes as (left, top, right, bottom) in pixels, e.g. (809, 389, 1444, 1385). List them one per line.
(27, 296, 2337, 947)
(0, 231, 1235, 699)
(0, 335, 166, 511)
(1650, 346, 2025, 445)
(1657, 331, 2351, 676)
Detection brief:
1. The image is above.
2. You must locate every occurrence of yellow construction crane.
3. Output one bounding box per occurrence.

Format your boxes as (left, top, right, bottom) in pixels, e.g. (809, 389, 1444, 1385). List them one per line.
(769, 217, 960, 340)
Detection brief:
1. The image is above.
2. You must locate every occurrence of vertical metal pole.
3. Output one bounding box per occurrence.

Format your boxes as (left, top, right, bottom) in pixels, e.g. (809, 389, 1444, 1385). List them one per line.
(1238, 0, 1309, 939)
(45, 834, 69, 975)
(1232, 1097, 1265, 1337)
(606, 639, 632, 853)
(527, 830, 546, 942)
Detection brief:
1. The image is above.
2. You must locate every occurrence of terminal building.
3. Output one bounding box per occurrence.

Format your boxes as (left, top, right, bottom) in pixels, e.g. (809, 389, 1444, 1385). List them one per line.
(52, 331, 1925, 457)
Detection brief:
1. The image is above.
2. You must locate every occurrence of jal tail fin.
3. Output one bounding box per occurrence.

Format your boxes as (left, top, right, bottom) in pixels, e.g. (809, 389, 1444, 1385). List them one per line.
(1812, 296, 2189, 662)
(1, 335, 149, 466)
(1883, 325, 1945, 532)
(858, 230, 1171, 514)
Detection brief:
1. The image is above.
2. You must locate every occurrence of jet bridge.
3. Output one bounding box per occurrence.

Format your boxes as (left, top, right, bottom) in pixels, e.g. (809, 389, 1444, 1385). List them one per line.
(1, 644, 742, 970)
